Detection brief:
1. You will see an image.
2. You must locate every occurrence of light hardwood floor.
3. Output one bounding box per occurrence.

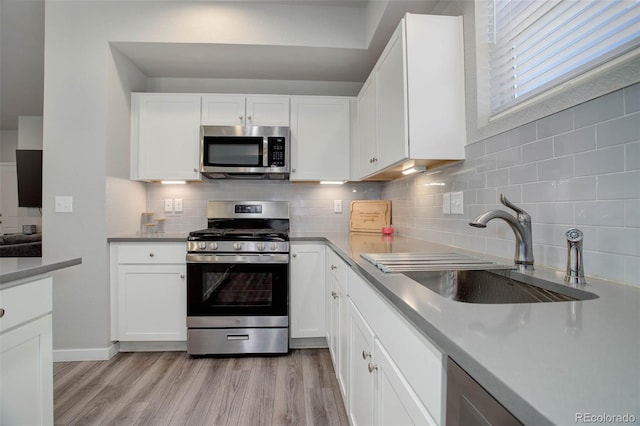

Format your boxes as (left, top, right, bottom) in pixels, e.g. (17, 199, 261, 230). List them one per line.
(54, 349, 349, 426)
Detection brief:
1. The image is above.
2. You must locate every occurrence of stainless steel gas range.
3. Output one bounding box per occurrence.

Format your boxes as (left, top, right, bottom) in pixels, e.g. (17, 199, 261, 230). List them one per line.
(186, 201, 289, 355)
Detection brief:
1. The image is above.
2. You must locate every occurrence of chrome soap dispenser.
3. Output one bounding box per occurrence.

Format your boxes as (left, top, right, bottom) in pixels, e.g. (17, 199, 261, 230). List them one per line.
(565, 228, 586, 285)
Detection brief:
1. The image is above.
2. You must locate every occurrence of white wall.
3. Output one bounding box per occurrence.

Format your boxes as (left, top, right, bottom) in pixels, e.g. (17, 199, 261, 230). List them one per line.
(17, 116, 43, 149)
(0, 129, 17, 162)
(42, 0, 371, 356)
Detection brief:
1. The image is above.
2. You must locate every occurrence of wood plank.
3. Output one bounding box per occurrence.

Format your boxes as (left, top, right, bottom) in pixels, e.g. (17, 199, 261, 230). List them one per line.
(53, 349, 349, 426)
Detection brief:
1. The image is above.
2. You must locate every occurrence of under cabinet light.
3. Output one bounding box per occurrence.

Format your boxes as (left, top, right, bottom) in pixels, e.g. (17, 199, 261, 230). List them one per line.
(320, 181, 346, 185)
(401, 165, 426, 175)
(160, 180, 187, 185)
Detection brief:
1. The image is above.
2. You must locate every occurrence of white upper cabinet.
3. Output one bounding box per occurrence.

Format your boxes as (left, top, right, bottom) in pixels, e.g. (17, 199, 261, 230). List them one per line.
(201, 94, 290, 126)
(289, 96, 351, 181)
(131, 93, 202, 181)
(356, 13, 466, 180)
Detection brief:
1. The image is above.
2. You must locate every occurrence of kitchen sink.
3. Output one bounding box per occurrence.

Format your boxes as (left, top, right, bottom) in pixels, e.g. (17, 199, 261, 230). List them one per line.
(402, 269, 598, 304)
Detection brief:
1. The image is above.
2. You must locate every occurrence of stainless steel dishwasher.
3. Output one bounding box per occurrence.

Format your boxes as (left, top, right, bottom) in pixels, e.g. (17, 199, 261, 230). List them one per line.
(446, 357, 522, 426)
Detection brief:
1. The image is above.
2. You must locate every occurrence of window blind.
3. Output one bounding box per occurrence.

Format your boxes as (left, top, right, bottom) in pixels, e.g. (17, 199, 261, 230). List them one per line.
(489, 0, 640, 114)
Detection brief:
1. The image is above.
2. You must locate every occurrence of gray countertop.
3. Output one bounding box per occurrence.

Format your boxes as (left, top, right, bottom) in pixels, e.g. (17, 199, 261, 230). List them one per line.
(0, 257, 82, 285)
(108, 232, 640, 424)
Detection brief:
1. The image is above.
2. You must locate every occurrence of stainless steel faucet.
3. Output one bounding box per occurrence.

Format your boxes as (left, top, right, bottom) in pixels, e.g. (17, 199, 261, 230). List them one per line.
(469, 194, 534, 271)
(565, 228, 586, 285)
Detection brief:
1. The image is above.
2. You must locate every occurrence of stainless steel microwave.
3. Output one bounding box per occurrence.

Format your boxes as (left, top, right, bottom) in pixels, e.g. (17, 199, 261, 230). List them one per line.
(200, 126, 289, 179)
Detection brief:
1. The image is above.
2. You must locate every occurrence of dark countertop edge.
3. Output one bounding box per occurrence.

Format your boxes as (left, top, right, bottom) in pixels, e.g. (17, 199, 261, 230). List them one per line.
(0, 257, 82, 285)
(292, 235, 551, 425)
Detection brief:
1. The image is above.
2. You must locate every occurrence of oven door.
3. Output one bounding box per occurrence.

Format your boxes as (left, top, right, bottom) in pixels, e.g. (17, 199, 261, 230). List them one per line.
(187, 253, 288, 328)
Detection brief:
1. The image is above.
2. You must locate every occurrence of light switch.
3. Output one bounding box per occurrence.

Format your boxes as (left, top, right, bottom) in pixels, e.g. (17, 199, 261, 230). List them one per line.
(164, 199, 174, 213)
(442, 193, 451, 215)
(55, 196, 73, 213)
(451, 191, 464, 214)
(333, 199, 343, 213)
(174, 198, 183, 213)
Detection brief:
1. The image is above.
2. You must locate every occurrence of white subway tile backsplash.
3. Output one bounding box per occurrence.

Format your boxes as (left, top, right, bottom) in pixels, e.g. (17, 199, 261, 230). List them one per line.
(537, 202, 574, 225)
(575, 146, 625, 177)
(522, 138, 553, 163)
(575, 201, 625, 227)
(509, 163, 538, 184)
(596, 113, 640, 147)
(496, 146, 522, 169)
(597, 171, 640, 200)
(626, 200, 640, 228)
(537, 109, 573, 139)
(554, 126, 596, 156)
(538, 156, 574, 181)
(598, 227, 640, 257)
(485, 132, 509, 153)
(508, 121, 537, 147)
(574, 90, 624, 129)
(624, 83, 640, 114)
(486, 169, 509, 188)
(624, 257, 640, 286)
(626, 141, 639, 171)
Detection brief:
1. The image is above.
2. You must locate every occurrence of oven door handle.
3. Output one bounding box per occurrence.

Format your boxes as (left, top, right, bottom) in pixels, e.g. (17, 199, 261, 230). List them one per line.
(186, 253, 290, 264)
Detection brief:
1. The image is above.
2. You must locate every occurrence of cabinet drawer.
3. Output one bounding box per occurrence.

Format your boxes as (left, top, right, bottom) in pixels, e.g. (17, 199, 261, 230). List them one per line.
(349, 269, 443, 424)
(114, 242, 186, 264)
(0, 277, 53, 333)
(327, 248, 348, 293)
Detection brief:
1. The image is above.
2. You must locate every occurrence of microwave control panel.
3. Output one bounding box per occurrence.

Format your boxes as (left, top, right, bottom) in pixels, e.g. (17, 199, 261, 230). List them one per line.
(267, 137, 286, 167)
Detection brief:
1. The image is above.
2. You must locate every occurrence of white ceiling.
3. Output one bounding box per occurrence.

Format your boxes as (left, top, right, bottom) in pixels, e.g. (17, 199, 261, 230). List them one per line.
(0, 0, 437, 130)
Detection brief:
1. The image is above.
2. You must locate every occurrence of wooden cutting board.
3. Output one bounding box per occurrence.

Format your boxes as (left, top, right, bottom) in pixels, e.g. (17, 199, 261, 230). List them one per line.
(349, 200, 391, 233)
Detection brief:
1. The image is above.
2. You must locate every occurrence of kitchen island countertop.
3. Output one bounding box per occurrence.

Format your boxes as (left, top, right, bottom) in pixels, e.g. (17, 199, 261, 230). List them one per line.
(1, 257, 82, 286)
(107, 231, 640, 424)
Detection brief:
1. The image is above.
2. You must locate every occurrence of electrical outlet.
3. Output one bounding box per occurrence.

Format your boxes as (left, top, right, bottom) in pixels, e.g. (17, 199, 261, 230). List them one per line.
(55, 196, 73, 213)
(333, 199, 343, 213)
(164, 199, 174, 213)
(451, 191, 464, 214)
(442, 193, 451, 215)
(174, 198, 183, 213)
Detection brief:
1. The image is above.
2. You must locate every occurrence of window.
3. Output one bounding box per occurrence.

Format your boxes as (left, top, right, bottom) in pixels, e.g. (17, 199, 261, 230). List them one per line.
(488, 0, 640, 115)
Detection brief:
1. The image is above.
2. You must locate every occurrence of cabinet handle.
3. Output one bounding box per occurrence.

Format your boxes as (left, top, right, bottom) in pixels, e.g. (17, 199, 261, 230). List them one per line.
(331, 291, 338, 299)
(292, 253, 297, 258)
(193, 168, 198, 173)
(362, 350, 371, 360)
(331, 264, 337, 270)
(291, 168, 296, 173)
(247, 115, 253, 122)
(0, 308, 5, 318)
(149, 253, 155, 257)
(368, 362, 378, 373)
(180, 274, 185, 279)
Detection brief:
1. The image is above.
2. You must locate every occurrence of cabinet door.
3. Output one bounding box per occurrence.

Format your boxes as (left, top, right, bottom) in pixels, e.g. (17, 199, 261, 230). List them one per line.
(357, 73, 378, 178)
(375, 24, 408, 171)
(349, 302, 375, 426)
(374, 339, 437, 426)
(201, 94, 246, 125)
(290, 96, 350, 181)
(118, 265, 187, 341)
(132, 94, 201, 180)
(327, 271, 338, 363)
(336, 284, 350, 402)
(0, 315, 53, 426)
(290, 243, 326, 338)
(246, 95, 290, 126)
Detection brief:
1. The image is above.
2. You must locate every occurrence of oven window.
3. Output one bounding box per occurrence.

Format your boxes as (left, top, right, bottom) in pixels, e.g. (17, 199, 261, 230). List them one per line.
(203, 269, 272, 306)
(204, 137, 263, 166)
(188, 262, 287, 317)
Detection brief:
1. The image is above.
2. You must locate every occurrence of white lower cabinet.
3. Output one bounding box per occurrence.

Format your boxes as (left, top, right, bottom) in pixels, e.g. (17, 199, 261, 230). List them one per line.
(290, 243, 326, 338)
(0, 277, 53, 426)
(325, 246, 443, 425)
(110, 242, 187, 342)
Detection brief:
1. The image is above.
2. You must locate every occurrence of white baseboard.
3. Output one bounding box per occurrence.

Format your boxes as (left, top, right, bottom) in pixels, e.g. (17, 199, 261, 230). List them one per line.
(53, 342, 120, 362)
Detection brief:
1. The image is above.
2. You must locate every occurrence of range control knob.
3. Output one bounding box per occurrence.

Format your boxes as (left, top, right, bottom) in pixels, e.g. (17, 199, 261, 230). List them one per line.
(232, 242, 243, 251)
(256, 242, 266, 251)
(270, 243, 278, 251)
(198, 242, 206, 250)
(208, 242, 218, 250)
